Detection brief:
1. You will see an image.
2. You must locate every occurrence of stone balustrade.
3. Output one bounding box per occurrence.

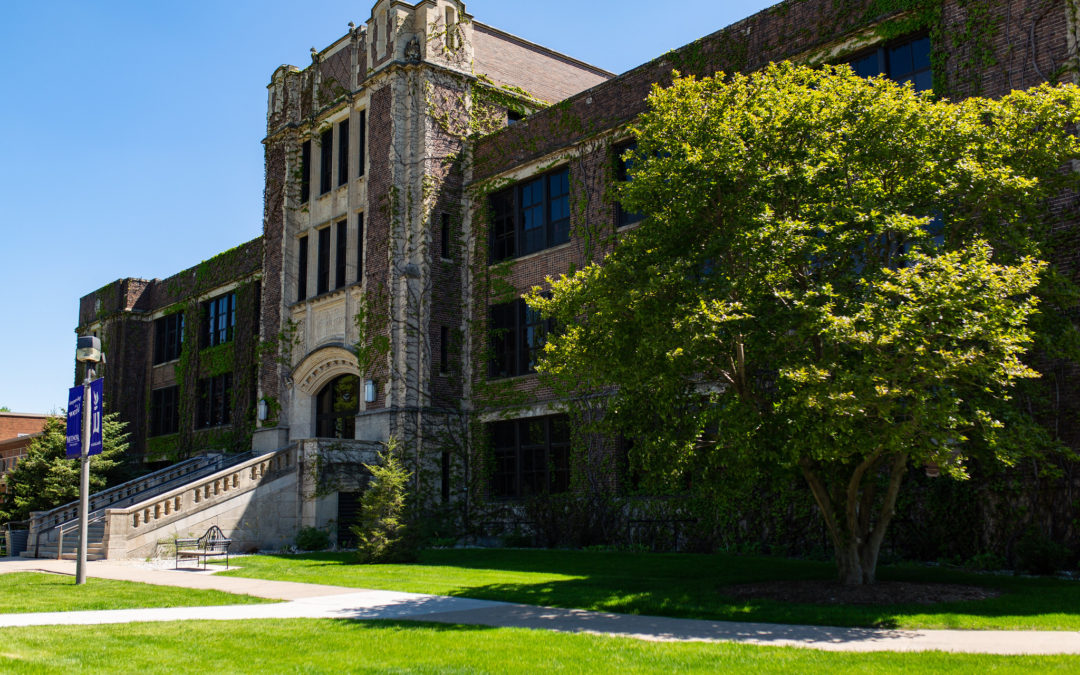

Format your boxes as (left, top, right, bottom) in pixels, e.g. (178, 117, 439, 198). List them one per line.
(102, 446, 298, 559)
(28, 454, 224, 540)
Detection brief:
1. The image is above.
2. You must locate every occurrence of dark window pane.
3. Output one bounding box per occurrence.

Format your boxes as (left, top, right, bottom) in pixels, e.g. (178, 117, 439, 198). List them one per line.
(298, 235, 309, 301)
(888, 42, 913, 78)
(910, 36, 931, 71)
(490, 188, 516, 262)
(196, 374, 232, 429)
(150, 386, 179, 437)
(489, 302, 518, 378)
(357, 110, 366, 177)
(439, 325, 449, 374)
(913, 70, 933, 93)
(300, 140, 311, 203)
(486, 415, 571, 500)
(848, 52, 881, 78)
(441, 213, 451, 259)
(320, 128, 333, 194)
(488, 167, 571, 261)
(317, 227, 330, 295)
(335, 220, 348, 289)
(337, 119, 349, 186)
(154, 313, 184, 364)
(549, 170, 570, 246)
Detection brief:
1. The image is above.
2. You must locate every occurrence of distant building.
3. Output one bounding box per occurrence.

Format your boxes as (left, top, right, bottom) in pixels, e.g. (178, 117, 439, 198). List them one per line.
(0, 413, 50, 494)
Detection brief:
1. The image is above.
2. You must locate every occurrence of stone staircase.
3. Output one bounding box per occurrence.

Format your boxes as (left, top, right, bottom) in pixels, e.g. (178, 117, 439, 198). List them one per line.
(32, 522, 107, 561)
(22, 452, 265, 561)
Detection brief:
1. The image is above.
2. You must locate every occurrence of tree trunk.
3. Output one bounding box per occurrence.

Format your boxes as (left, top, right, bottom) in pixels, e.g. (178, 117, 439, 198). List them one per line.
(801, 452, 908, 586)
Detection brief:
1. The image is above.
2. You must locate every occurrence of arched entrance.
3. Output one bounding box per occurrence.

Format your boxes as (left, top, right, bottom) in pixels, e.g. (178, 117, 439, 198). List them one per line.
(315, 374, 359, 439)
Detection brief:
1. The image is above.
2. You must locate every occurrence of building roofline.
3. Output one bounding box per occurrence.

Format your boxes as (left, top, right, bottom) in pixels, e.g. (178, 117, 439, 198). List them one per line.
(471, 21, 615, 79)
(0, 412, 52, 420)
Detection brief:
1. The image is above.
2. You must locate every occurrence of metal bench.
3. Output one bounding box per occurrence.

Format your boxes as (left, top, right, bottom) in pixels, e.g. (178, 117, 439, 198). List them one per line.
(174, 525, 232, 569)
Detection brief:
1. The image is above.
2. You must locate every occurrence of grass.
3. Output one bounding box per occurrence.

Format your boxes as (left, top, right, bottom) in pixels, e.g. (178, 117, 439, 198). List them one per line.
(1, 618, 1078, 673)
(0, 573, 272, 613)
(218, 548, 1080, 630)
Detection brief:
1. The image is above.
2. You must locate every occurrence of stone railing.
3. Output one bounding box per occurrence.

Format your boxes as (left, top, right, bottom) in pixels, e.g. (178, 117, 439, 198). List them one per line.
(28, 454, 225, 539)
(101, 446, 298, 558)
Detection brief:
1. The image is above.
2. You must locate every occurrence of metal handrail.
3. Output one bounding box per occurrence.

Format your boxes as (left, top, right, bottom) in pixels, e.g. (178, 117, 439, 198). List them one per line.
(54, 513, 106, 560)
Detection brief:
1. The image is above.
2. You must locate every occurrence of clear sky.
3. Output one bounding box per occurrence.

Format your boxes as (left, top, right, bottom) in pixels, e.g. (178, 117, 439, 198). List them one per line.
(0, 0, 776, 415)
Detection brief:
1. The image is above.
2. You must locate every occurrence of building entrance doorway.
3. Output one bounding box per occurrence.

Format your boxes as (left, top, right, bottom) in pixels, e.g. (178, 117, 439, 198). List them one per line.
(315, 374, 359, 438)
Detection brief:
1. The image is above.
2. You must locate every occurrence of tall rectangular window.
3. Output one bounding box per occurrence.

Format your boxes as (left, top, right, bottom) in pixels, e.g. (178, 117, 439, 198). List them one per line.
(153, 312, 184, 364)
(488, 167, 570, 262)
(203, 292, 236, 348)
(441, 212, 451, 259)
(489, 299, 552, 379)
(356, 213, 365, 283)
(441, 451, 451, 502)
(149, 386, 180, 437)
(439, 325, 449, 374)
(337, 119, 349, 187)
(335, 219, 348, 289)
(319, 128, 333, 195)
(300, 140, 311, 204)
(297, 235, 309, 301)
(317, 227, 331, 295)
(488, 415, 570, 500)
(196, 374, 232, 429)
(357, 110, 366, 178)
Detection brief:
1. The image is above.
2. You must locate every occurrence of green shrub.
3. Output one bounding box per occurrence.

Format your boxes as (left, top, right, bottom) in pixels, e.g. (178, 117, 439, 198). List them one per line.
(295, 527, 331, 551)
(352, 439, 417, 564)
(963, 552, 1006, 572)
(1015, 530, 1072, 575)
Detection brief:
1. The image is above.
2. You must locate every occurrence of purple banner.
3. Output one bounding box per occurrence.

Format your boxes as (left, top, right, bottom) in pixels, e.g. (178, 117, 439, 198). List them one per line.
(88, 378, 104, 456)
(65, 385, 82, 458)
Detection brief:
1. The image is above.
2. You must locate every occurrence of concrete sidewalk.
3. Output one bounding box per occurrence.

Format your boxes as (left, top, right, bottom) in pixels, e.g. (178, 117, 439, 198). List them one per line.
(3, 557, 1080, 655)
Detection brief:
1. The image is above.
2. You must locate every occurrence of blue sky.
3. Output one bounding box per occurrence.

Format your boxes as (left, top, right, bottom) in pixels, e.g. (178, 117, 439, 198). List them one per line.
(0, 0, 775, 414)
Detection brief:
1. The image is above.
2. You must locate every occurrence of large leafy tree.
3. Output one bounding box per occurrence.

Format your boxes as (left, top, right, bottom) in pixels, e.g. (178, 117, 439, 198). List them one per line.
(0, 413, 129, 524)
(529, 63, 1080, 585)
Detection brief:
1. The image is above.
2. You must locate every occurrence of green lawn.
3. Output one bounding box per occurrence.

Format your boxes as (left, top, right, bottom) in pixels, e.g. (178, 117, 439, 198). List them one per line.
(218, 549, 1080, 630)
(1, 618, 1077, 674)
(0, 573, 271, 613)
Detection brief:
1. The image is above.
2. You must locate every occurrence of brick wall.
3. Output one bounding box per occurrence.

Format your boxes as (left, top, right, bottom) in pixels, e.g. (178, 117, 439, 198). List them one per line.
(0, 414, 49, 441)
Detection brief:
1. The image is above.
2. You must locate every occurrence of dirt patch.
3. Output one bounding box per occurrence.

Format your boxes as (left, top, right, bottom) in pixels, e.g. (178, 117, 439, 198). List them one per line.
(724, 580, 1000, 605)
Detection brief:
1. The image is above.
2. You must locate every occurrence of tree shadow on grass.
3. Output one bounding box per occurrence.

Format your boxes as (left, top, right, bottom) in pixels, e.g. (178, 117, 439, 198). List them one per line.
(246, 550, 1080, 629)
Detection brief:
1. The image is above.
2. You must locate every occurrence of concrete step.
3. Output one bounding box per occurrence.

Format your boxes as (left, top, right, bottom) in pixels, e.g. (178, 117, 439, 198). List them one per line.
(57, 553, 104, 561)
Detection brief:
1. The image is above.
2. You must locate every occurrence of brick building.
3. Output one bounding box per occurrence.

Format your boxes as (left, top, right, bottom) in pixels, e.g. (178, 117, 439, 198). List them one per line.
(0, 413, 50, 494)
(76, 0, 1080, 548)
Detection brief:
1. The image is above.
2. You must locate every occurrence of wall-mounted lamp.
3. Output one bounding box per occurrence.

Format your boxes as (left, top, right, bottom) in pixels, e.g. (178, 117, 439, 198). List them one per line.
(364, 379, 377, 403)
(257, 399, 268, 421)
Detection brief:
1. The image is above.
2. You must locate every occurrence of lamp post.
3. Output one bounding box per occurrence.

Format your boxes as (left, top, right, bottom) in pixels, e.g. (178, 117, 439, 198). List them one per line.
(74, 336, 103, 585)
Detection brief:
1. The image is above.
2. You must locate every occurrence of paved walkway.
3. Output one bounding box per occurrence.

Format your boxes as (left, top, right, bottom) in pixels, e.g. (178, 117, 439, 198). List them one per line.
(2, 557, 1079, 655)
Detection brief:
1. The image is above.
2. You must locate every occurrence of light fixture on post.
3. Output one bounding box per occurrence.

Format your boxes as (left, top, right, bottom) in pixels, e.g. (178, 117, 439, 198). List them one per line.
(364, 379, 377, 403)
(73, 335, 104, 586)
